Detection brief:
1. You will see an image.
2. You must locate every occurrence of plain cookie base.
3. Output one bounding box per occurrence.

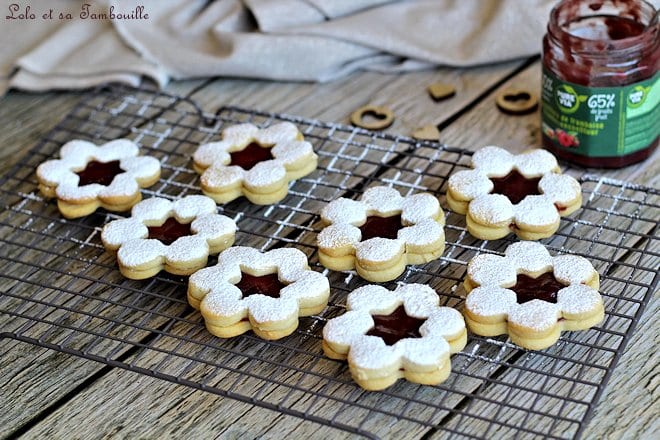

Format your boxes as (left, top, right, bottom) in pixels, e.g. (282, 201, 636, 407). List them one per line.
(406, 246, 445, 265)
(318, 251, 355, 271)
(57, 193, 143, 219)
(187, 291, 202, 310)
(355, 256, 407, 283)
(465, 305, 605, 350)
(323, 341, 453, 391)
(323, 329, 467, 391)
(322, 340, 348, 360)
(284, 159, 318, 181)
(119, 265, 162, 280)
(197, 287, 329, 340)
(39, 184, 58, 199)
(555, 197, 582, 218)
(318, 226, 445, 282)
(465, 213, 512, 240)
(198, 156, 318, 206)
(353, 361, 452, 391)
(205, 320, 254, 338)
(466, 213, 560, 241)
(201, 187, 243, 204)
(446, 328, 468, 354)
(206, 235, 236, 255)
(298, 302, 328, 317)
(42, 171, 160, 219)
(117, 257, 208, 280)
(449, 184, 583, 242)
(243, 184, 290, 205)
(446, 190, 469, 215)
(206, 317, 299, 340)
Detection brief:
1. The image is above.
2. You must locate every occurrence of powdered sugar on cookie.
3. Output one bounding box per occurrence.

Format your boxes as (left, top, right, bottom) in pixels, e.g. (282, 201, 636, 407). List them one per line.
(193, 122, 318, 205)
(317, 186, 445, 282)
(188, 246, 329, 340)
(36, 139, 161, 218)
(323, 283, 466, 390)
(463, 241, 604, 349)
(101, 195, 236, 279)
(447, 146, 582, 240)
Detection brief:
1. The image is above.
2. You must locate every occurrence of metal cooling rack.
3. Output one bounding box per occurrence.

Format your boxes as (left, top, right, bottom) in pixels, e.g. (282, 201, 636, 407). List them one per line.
(1, 85, 658, 439)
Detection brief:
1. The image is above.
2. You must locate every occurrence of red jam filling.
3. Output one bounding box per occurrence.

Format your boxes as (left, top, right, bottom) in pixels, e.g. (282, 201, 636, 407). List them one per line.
(359, 214, 403, 241)
(229, 142, 274, 170)
(511, 272, 566, 304)
(76, 160, 123, 186)
(147, 217, 192, 245)
(489, 170, 542, 205)
(236, 273, 284, 299)
(366, 305, 425, 346)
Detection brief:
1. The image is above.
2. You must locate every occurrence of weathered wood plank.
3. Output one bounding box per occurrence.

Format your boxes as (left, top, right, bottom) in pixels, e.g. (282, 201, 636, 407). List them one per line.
(188, 62, 527, 134)
(582, 292, 659, 439)
(0, 92, 82, 175)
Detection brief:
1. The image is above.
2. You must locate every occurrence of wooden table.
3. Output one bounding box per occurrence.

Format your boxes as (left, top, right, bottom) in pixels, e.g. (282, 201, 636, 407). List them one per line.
(1, 57, 658, 439)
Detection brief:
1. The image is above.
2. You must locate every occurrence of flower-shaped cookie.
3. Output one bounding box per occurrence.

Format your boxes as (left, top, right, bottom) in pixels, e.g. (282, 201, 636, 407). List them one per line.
(317, 186, 445, 282)
(101, 195, 236, 279)
(447, 146, 582, 240)
(36, 139, 161, 218)
(464, 241, 604, 350)
(193, 122, 318, 205)
(323, 283, 466, 391)
(188, 246, 330, 340)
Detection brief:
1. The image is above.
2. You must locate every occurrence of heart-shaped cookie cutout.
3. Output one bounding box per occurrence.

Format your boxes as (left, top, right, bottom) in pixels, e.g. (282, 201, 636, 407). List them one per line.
(350, 105, 395, 130)
(427, 82, 456, 101)
(412, 124, 440, 141)
(496, 89, 538, 115)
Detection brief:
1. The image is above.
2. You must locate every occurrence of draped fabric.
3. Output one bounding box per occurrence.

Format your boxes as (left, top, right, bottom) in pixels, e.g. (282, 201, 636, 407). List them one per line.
(0, 0, 560, 94)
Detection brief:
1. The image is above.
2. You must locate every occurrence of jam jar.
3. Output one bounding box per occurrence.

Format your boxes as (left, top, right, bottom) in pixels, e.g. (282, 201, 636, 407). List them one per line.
(541, 0, 659, 168)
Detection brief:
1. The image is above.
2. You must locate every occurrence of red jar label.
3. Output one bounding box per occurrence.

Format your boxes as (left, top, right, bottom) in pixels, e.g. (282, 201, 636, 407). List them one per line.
(541, 68, 659, 158)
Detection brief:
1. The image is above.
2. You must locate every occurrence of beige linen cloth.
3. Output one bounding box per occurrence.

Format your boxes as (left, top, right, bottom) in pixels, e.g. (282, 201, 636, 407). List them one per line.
(0, 0, 560, 95)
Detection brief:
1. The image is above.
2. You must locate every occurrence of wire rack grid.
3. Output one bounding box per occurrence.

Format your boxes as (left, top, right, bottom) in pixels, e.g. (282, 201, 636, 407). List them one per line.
(0, 85, 658, 439)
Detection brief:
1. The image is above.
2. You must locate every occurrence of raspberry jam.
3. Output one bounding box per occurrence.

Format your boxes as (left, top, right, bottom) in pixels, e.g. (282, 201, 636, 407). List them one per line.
(76, 160, 123, 186)
(366, 305, 425, 345)
(541, 0, 659, 167)
(147, 218, 192, 245)
(229, 142, 274, 170)
(511, 272, 566, 304)
(490, 170, 541, 204)
(359, 215, 402, 240)
(235, 273, 284, 298)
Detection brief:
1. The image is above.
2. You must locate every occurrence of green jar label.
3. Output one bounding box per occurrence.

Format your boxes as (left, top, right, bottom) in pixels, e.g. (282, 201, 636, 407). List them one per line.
(541, 68, 659, 157)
